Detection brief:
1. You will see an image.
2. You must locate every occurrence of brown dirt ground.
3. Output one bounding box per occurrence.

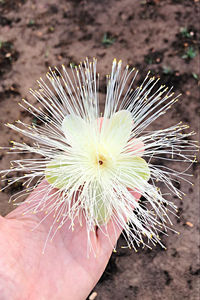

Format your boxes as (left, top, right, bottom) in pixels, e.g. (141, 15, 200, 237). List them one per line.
(0, 0, 200, 299)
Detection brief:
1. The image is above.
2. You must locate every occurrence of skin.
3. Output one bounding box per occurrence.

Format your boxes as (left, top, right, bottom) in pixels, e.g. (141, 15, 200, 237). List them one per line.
(0, 181, 140, 300)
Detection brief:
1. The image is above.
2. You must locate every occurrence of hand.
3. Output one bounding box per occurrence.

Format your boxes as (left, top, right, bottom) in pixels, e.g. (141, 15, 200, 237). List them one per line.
(0, 181, 140, 300)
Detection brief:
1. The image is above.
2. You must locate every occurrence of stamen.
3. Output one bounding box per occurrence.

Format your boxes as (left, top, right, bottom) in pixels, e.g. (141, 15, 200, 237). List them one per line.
(0, 57, 197, 255)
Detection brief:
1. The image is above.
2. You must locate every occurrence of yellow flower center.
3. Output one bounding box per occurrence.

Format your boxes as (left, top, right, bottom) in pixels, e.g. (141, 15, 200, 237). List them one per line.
(96, 154, 107, 167)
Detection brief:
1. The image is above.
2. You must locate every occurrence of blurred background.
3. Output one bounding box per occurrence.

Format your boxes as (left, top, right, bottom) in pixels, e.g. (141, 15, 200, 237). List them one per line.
(0, 0, 199, 299)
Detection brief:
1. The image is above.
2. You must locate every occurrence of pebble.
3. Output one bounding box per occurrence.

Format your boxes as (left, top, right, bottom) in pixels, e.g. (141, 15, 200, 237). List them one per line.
(186, 221, 194, 227)
(89, 291, 98, 300)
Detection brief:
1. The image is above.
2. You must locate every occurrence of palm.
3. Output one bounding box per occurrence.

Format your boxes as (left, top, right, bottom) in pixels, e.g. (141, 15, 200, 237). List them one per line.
(0, 182, 140, 300)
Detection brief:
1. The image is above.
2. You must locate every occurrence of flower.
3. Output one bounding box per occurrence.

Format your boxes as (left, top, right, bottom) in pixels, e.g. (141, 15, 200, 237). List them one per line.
(1, 58, 197, 252)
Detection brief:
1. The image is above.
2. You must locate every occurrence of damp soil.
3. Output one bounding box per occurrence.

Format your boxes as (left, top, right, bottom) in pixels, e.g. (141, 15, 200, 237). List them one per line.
(0, 0, 199, 299)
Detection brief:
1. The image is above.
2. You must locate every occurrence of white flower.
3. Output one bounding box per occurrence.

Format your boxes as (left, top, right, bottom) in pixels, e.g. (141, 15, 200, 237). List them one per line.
(1, 58, 197, 252)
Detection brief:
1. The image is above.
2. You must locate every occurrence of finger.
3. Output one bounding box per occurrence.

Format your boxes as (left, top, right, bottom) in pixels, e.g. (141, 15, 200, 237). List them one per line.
(5, 180, 55, 220)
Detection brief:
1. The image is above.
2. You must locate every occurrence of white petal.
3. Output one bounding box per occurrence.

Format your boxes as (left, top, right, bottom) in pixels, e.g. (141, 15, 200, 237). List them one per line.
(101, 110, 132, 156)
(45, 155, 70, 189)
(93, 183, 112, 225)
(45, 154, 86, 189)
(125, 138, 145, 156)
(118, 156, 150, 190)
(62, 115, 92, 149)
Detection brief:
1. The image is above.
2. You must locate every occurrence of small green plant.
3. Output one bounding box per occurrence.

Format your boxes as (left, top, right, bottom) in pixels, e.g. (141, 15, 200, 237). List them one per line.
(192, 73, 199, 80)
(0, 41, 13, 51)
(32, 117, 38, 125)
(162, 66, 173, 75)
(180, 27, 193, 38)
(182, 47, 196, 60)
(146, 57, 153, 64)
(28, 19, 35, 27)
(102, 33, 115, 47)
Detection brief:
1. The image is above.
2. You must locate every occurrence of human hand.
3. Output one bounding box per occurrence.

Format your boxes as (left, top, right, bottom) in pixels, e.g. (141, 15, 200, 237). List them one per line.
(0, 180, 140, 300)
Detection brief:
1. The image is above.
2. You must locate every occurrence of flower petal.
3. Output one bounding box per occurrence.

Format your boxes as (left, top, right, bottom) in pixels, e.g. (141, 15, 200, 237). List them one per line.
(45, 156, 70, 189)
(126, 138, 145, 156)
(93, 184, 112, 225)
(62, 115, 90, 148)
(120, 156, 150, 189)
(101, 110, 132, 156)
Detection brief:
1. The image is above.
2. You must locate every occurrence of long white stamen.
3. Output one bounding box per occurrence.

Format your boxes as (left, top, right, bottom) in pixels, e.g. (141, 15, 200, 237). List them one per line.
(1, 58, 197, 252)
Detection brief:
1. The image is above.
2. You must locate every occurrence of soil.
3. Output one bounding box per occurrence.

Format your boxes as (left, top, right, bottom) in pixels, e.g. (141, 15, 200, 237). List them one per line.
(0, 0, 199, 299)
